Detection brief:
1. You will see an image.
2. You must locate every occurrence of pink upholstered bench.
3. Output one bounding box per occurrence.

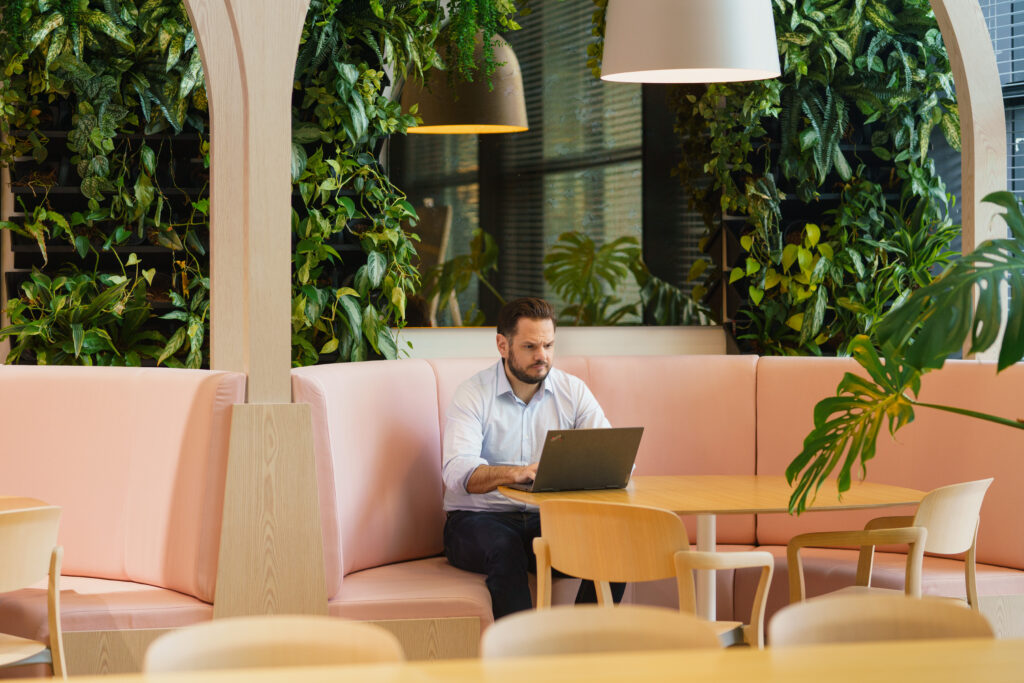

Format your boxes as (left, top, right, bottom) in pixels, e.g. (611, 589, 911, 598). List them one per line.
(292, 354, 762, 657)
(0, 366, 245, 674)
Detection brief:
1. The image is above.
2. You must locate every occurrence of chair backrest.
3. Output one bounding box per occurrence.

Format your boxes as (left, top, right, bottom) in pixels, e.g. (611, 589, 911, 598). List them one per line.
(143, 615, 404, 672)
(0, 506, 60, 593)
(914, 478, 993, 555)
(538, 500, 689, 583)
(481, 604, 721, 658)
(769, 594, 995, 646)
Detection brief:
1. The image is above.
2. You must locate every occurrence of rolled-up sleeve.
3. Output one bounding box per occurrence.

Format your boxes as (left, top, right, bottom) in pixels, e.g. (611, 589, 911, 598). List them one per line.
(442, 384, 489, 494)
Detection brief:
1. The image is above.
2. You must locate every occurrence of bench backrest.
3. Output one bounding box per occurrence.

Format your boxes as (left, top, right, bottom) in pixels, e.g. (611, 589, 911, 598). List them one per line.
(0, 366, 245, 603)
(296, 354, 762, 598)
(756, 357, 1024, 569)
(293, 360, 446, 597)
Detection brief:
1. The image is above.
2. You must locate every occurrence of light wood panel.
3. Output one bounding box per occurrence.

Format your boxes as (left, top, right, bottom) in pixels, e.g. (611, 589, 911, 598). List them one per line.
(213, 403, 327, 617)
(63, 629, 171, 676)
(182, 0, 307, 402)
(368, 618, 480, 661)
(499, 475, 924, 514)
(929, 0, 1008, 361)
(183, 0, 326, 621)
(929, 0, 1006, 252)
(43, 637, 1024, 683)
(180, 0, 245, 376)
(397, 325, 728, 359)
(979, 595, 1024, 638)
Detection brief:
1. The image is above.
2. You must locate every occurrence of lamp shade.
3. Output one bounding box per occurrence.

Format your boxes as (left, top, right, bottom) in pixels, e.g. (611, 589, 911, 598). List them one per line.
(601, 0, 781, 83)
(402, 34, 528, 134)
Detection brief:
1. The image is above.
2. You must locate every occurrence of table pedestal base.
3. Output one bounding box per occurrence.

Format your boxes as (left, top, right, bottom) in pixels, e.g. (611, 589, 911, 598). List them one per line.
(696, 514, 716, 620)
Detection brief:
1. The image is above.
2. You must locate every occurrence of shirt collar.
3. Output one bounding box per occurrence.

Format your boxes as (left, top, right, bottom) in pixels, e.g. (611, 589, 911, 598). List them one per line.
(494, 359, 553, 403)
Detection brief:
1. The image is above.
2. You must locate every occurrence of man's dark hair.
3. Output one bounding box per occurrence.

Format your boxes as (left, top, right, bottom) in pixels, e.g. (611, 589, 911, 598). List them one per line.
(497, 297, 556, 338)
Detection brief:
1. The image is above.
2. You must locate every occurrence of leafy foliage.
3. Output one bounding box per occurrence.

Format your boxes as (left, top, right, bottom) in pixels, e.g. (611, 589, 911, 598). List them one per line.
(674, 0, 960, 355)
(2, 0, 528, 366)
(542, 232, 711, 326)
(421, 228, 502, 326)
(787, 192, 1024, 513)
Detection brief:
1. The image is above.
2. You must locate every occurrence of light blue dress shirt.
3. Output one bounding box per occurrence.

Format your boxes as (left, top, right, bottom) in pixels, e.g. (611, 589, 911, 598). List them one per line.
(442, 360, 611, 512)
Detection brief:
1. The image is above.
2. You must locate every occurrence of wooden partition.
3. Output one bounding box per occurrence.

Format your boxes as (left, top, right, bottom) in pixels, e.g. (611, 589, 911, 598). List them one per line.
(183, 0, 326, 620)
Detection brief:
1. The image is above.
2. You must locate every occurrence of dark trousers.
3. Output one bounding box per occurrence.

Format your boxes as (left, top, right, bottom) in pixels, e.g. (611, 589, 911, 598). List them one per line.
(444, 509, 626, 619)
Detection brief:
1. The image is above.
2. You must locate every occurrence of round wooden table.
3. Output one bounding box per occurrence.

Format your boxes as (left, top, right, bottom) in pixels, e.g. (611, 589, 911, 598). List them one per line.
(499, 475, 925, 619)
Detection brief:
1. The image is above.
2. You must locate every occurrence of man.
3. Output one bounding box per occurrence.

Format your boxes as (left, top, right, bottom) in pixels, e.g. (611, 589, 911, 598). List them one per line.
(441, 297, 625, 618)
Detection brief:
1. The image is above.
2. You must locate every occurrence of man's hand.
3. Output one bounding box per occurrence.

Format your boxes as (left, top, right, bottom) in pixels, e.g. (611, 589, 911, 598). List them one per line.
(466, 463, 538, 494)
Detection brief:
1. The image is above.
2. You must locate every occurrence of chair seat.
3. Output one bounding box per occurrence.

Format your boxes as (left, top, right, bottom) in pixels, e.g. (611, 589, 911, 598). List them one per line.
(733, 546, 1024, 630)
(0, 633, 48, 667)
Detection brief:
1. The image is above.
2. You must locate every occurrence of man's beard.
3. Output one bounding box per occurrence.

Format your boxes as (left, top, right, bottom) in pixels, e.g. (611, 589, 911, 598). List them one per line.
(505, 356, 549, 385)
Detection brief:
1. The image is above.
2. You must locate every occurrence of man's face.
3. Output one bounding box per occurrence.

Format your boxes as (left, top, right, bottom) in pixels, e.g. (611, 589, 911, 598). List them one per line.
(498, 317, 555, 385)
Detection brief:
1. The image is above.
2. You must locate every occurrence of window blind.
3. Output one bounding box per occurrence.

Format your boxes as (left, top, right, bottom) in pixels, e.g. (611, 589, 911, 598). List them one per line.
(497, 0, 643, 318)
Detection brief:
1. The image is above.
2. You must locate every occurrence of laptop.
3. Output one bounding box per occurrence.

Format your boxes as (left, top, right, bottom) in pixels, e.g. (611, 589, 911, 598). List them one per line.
(505, 426, 644, 493)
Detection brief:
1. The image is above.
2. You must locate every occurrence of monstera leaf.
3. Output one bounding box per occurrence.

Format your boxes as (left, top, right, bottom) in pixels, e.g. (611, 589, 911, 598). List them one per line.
(787, 192, 1024, 513)
(876, 191, 1024, 371)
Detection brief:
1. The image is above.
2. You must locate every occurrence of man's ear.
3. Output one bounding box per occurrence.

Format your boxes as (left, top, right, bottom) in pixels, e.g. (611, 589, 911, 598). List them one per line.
(497, 333, 509, 359)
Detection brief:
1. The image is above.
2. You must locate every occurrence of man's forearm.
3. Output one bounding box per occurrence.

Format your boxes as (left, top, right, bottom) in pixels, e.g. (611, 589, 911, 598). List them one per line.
(465, 464, 536, 494)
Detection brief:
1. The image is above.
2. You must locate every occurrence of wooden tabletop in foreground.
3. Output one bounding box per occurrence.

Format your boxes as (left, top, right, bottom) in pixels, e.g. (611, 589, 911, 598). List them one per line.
(499, 475, 924, 515)
(37, 637, 1023, 683)
(0, 496, 51, 512)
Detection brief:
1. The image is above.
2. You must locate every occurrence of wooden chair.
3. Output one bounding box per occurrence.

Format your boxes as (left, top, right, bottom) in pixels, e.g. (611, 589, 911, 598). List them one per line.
(787, 478, 993, 607)
(534, 500, 774, 647)
(769, 593, 995, 646)
(143, 615, 404, 672)
(482, 604, 721, 658)
(0, 505, 65, 678)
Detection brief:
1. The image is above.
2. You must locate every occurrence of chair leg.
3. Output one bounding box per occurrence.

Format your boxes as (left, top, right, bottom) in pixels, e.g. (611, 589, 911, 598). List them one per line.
(966, 537, 980, 610)
(533, 538, 552, 609)
(48, 547, 66, 678)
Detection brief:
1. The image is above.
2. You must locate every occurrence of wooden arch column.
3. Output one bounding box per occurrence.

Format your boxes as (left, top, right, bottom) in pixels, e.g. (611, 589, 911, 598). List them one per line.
(183, 0, 327, 617)
(929, 0, 1008, 360)
(930, 0, 1007, 252)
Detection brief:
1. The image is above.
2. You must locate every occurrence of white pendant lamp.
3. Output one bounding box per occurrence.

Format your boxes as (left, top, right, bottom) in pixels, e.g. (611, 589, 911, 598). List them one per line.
(601, 0, 781, 84)
(402, 33, 528, 134)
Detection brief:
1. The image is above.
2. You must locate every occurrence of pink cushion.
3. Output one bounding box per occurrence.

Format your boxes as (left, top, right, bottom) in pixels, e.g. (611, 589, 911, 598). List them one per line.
(328, 556, 611, 629)
(0, 367, 244, 603)
(755, 357, 1024, 569)
(328, 557, 492, 626)
(292, 360, 446, 597)
(426, 358, 501, 432)
(586, 355, 759, 544)
(733, 546, 1024, 633)
(0, 576, 213, 642)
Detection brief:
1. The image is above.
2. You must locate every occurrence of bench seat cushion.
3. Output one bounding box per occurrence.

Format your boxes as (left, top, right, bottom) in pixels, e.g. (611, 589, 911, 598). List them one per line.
(733, 546, 1024, 629)
(328, 557, 492, 625)
(328, 557, 594, 629)
(0, 576, 213, 642)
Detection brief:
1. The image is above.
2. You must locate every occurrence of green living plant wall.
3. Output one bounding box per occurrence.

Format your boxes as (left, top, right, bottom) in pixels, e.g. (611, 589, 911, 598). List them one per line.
(669, 0, 961, 356)
(0, 0, 526, 366)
